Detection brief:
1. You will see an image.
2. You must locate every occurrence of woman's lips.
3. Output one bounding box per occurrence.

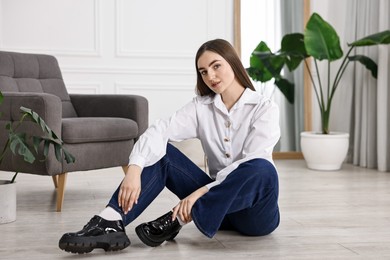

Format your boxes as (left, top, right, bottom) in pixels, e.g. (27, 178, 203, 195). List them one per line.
(211, 82, 220, 88)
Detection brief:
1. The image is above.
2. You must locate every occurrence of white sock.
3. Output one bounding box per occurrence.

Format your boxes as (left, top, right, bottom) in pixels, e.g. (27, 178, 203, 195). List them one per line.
(99, 206, 122, 221)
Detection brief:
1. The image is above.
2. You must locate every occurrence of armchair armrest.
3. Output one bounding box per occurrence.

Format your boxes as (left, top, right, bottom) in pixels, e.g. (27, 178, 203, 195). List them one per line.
(70, 94, 148, 136)
(0, 92, 62, 134)
(0, 92, 63, 174)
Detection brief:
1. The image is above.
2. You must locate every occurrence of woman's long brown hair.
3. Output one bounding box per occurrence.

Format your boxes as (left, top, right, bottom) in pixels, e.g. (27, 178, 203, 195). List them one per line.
(195, 39, 255, 96)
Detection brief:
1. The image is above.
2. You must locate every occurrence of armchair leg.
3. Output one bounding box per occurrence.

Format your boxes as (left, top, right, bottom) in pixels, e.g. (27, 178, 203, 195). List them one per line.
(52, 175, 58, 188)
(56, 173, 68, 212)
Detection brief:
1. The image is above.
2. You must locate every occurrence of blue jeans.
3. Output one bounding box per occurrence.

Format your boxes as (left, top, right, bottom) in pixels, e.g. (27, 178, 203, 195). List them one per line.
(107, 144, 280, 238)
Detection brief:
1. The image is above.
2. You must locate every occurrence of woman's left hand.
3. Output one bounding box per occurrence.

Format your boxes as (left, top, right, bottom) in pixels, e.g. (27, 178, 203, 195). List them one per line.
(172, 186, 209, 224)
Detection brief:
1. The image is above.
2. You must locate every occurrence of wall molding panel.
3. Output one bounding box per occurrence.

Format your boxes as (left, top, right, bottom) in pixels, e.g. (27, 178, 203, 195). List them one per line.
(115, 82, 197, 123)
(115, 82, 195, 93)
(0, 0, 101, 57)
(115, 0, 209, 59)
(65, 82, 102, 94)
(62, 66, 194, 76)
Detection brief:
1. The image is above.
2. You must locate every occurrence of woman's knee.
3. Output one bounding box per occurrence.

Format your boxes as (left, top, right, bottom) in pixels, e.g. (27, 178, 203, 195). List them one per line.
(244, 159, 279, 187)
(249, 159, 277, 174)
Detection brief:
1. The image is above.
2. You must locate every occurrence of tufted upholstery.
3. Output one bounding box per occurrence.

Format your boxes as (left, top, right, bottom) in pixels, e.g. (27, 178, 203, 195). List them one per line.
(0, 51, 149, 211)
(0, 51, 77, 118)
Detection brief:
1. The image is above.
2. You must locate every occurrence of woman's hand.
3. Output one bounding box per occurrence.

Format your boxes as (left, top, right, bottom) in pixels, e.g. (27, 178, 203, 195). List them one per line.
(172, 186, 209, 224)
(118, 165, 142, 214)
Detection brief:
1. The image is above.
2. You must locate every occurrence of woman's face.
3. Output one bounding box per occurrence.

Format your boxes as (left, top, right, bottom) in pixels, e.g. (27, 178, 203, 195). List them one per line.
(197, 50, 238, 95)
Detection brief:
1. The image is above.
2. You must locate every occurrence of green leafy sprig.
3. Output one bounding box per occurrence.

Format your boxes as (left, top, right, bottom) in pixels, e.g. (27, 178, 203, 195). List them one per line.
(0, 101, 75, 183)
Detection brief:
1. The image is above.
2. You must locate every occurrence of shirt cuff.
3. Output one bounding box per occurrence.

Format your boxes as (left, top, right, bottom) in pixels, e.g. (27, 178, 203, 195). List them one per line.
(205, 180, 220, 190)
(128, 154, 147, 170)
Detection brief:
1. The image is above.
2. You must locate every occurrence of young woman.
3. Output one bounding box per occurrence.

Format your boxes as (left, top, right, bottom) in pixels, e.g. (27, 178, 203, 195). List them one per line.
(59, 39, 281, 253)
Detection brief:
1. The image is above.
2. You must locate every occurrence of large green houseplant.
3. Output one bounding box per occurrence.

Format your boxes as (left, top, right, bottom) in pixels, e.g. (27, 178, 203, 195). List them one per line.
(247, 12, 390, 134)
(247, 12, 390, 170)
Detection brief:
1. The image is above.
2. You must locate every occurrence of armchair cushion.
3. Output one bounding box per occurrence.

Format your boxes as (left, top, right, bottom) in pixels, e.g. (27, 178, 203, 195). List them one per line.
(62, 117, 138, 144)
(70, 94, 148, 136)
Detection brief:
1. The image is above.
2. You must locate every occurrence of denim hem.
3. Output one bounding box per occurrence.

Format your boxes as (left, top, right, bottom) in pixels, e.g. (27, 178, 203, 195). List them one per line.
(191, 209, 215, 238)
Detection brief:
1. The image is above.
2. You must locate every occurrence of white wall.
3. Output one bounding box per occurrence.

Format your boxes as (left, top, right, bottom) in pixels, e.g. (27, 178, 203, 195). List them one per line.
(0, 0, 234, 124)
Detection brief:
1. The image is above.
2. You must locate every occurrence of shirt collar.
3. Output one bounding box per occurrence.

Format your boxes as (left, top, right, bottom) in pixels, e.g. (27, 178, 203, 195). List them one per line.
(199, 88, 260, 105)
(198, 88, 261, 114)
(235, 88, 261, 105)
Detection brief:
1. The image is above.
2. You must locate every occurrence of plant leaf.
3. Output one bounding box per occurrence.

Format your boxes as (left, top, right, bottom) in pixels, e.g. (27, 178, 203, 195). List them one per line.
(20, 107, 61, 144)
(261, 54, 285, 77)
(349, 30, 390, 47)
(246, 41, 294, 103)
(348, 55, 378, 78)
(63, 149, 76, 164)
(17, 106, 74, 165)
(248, 42, 275, 82)
(51, 131, 59, 140)
(32, 136, 42, 154)
(274, 78, 295, 104)
(43, 139, 51, 158)
(9, 132, 36, 163)
(54, 143, 62, 161)
(20, 107, 45, 132)
(249, 51, 285, 83)
(304, 12, 343, 61)
(281, 33, 307, 70)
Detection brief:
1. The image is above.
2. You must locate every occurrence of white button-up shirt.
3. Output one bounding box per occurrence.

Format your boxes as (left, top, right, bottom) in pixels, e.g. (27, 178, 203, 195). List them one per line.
(129, 88, 280, 190)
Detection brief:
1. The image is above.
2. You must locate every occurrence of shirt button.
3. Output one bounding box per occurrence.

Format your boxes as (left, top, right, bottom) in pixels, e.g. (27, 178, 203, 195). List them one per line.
(225, 121, 231, 128)
(224, 137, 230, 142)
(225, 153, 231, 158)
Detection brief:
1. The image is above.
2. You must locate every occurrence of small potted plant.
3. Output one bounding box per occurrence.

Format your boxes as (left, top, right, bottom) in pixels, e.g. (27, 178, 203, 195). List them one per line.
(247, 12, 390, 170)
(0, 90, 74, 223)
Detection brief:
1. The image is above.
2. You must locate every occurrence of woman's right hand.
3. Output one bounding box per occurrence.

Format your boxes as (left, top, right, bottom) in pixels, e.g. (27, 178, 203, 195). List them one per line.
(118, 165, 142, 214)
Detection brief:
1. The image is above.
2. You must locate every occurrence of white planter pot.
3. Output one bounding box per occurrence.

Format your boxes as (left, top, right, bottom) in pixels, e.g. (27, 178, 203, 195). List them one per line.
(300, 131, 349, 171)
(0, 180, 17, 224)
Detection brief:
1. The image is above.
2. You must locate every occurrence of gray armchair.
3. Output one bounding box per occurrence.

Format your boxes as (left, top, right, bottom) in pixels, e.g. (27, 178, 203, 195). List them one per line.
(0, 51, 148, 211)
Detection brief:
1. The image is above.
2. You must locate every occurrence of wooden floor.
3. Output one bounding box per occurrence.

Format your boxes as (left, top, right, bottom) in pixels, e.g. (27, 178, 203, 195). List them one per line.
(1, 160, 390, 259)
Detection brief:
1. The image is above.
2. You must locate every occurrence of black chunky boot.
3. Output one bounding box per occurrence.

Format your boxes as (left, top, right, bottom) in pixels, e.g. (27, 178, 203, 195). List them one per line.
(135, 211, 182, 247)
(59, 215, 130, 254)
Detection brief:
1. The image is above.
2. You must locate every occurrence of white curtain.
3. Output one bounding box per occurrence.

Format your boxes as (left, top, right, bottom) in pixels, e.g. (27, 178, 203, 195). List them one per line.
(346, 0, 390, 171)
(279, 0, 305, 151)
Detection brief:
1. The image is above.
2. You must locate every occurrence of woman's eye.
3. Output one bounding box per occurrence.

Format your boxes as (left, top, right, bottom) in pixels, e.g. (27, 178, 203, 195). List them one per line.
(214, 64, 221, 69)
(200, 71, 207, 76)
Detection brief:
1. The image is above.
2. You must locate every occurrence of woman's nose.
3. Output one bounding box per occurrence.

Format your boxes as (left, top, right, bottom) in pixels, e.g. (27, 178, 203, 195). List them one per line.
(208, 71, 216, 81)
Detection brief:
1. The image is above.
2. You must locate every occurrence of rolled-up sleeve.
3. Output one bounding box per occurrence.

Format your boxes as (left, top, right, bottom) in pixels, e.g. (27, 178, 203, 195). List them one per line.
(129, 98, 199, 170)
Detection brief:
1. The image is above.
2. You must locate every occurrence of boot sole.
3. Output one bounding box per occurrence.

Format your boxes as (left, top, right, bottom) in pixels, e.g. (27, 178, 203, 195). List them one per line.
(135, 224, 180, 247)
(59, 232, 130, 254)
